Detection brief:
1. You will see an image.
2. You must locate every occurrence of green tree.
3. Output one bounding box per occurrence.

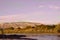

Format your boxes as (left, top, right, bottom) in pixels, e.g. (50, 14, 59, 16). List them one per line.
(55, 24, 60, 33)
(0, 28, 4, 34)
(46, 25, 56, 29)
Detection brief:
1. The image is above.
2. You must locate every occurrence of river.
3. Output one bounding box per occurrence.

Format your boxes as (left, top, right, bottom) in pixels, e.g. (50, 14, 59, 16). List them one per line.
(0, 35, 60, 40)
(25, 35, 60, 40)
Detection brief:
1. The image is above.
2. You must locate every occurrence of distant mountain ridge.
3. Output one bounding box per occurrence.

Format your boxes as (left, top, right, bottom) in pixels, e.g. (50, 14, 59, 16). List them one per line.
(0, 22, 42, 28)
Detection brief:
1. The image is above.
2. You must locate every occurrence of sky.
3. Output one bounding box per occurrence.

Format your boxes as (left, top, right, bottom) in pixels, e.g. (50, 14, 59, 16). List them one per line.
(0, 0, 60, 24)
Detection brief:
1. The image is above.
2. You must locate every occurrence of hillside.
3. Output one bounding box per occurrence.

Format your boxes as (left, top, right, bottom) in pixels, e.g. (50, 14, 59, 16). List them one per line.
(0, 22, 60, 34)
(0, 22, 42, 28)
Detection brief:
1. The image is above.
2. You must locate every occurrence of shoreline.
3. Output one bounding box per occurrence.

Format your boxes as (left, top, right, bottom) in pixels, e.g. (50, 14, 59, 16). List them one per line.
(0, 33, 60, 35)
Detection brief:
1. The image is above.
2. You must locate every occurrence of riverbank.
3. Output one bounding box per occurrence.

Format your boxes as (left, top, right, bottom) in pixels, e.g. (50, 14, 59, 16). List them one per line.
(4, 33, 60, 36)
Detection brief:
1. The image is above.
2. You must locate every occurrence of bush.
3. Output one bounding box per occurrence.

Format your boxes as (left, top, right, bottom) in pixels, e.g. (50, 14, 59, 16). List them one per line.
(57, 30, 60, 33)
(9, 27, 14, 30)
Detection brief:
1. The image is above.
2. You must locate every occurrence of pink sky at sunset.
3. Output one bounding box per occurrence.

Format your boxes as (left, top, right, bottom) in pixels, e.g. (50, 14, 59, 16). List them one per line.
(0, 0, 60, 24)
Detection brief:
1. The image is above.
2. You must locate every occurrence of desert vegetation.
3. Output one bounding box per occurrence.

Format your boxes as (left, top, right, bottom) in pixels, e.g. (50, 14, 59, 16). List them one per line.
(0, 22, 60, 34)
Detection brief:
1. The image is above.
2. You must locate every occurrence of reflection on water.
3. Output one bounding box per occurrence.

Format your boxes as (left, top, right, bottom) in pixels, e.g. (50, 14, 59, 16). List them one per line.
(0, 35, 60, 40)
(26, 35, 60, 40)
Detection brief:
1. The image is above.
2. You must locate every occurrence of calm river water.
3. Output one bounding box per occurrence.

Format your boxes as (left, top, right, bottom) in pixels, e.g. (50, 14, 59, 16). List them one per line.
(0, 35, 60, 40)
(24, 35, 60, 40)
